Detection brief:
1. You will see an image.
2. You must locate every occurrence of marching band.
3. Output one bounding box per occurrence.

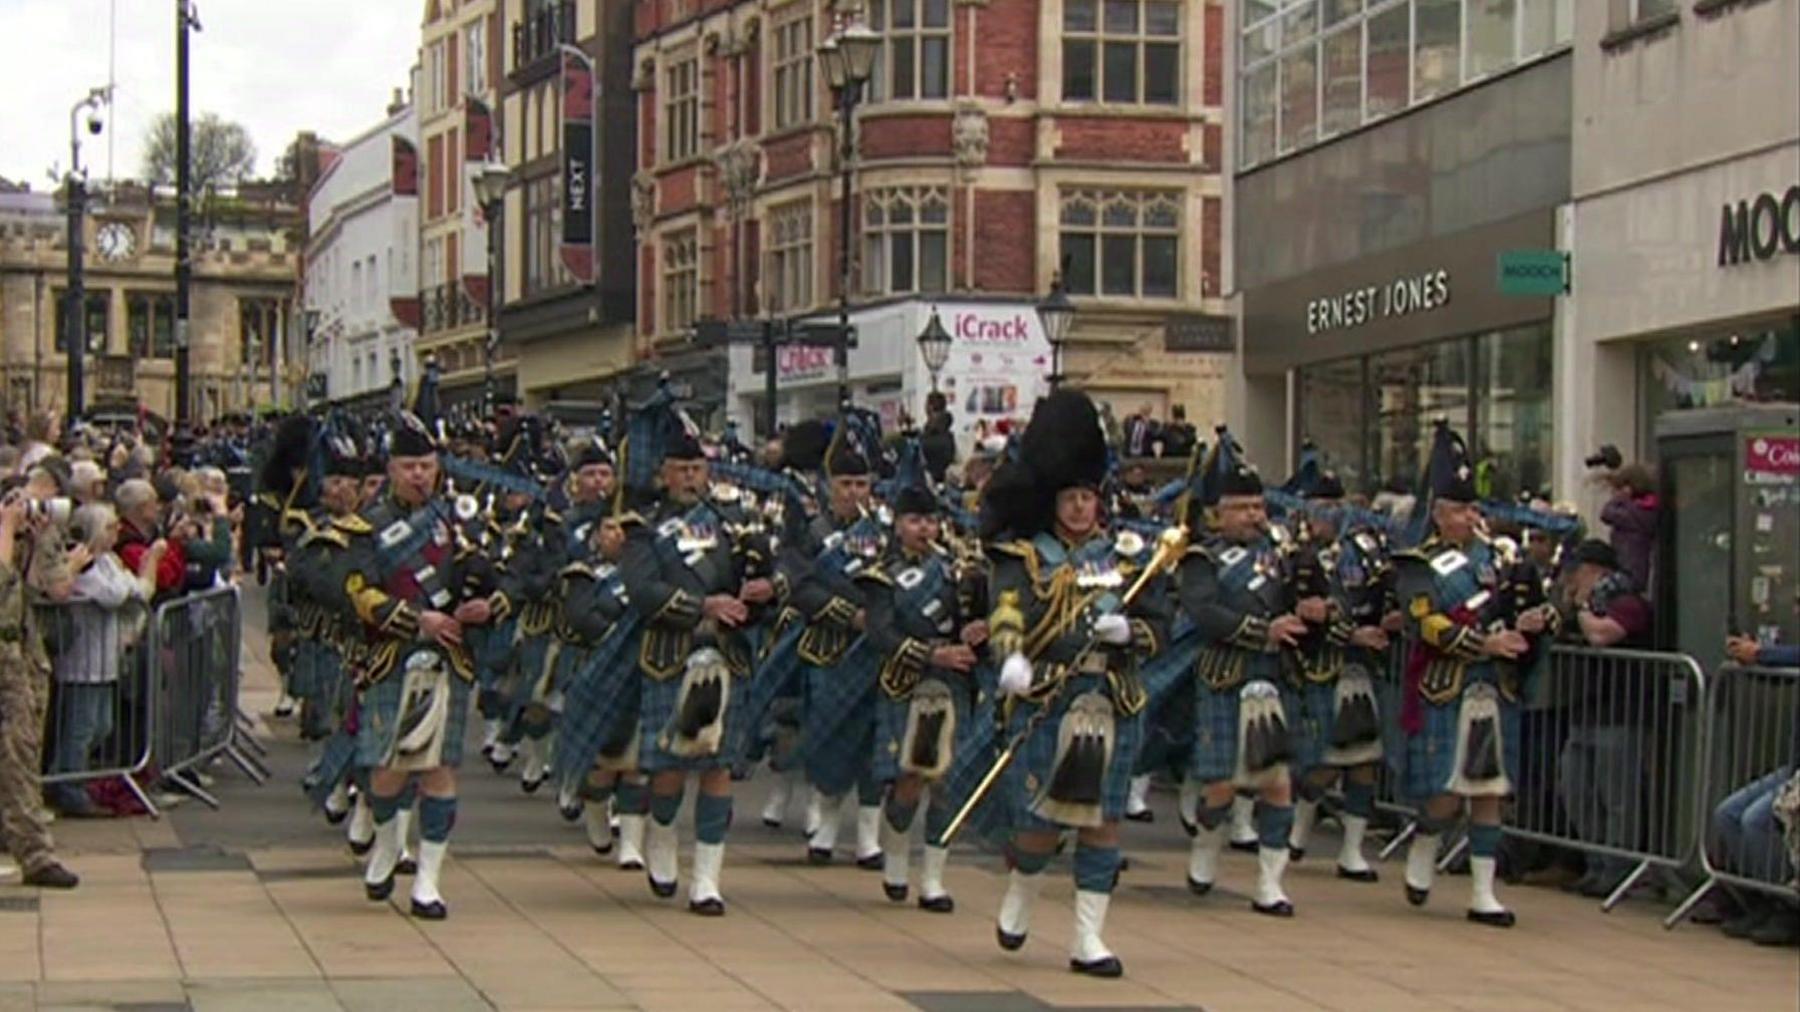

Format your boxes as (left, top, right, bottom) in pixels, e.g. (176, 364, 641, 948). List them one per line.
(251, 377, 1570, 978)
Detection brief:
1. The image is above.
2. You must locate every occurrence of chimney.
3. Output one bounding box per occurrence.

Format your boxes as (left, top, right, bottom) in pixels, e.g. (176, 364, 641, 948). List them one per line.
(388, 87, 406, 116)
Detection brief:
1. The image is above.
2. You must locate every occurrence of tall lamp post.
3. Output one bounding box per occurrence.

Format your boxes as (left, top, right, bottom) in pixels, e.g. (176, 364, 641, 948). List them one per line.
(818, 14, 879, 412)
(471, 160, 512, 415)
(65, 85, 111, 427)
(1036, 273, 1076, 390)
(915, 306, 951, 394)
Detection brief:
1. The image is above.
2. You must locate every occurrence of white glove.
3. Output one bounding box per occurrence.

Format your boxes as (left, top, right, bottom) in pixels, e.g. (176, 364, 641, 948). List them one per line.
(998, 652, 1034, 696)
(1093, 613, 1132, 645)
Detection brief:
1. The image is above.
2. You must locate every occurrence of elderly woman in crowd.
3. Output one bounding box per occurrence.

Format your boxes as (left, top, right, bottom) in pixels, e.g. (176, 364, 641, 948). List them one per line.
(46, 503, 160, 818)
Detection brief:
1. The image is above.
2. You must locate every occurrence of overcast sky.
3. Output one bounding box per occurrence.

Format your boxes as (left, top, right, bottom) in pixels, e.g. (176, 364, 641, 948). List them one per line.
(1, 0, 419, 188)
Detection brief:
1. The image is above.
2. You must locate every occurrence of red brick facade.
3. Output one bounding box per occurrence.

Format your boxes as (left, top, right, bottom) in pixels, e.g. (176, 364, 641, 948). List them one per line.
(632, 0, 1226, 397)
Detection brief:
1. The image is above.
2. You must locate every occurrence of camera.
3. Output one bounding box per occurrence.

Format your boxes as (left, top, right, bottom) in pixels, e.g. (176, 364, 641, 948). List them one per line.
(28, 497, 73, 526)
(1583, 444, 1622, 471)
(86, 113, 104, 136)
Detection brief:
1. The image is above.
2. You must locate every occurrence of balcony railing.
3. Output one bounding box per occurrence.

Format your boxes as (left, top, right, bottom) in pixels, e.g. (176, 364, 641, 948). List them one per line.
(421, 282, 485, 335)
(512, 0, 576, 74)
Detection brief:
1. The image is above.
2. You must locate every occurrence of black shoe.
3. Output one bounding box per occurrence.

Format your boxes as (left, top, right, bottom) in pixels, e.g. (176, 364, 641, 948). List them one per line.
(348, 837, 373, 857)
(648, 875, 678, 899)
(1178, 813, 1197, 838)
(1750, 911, 1800, 947)
(480, 742, 495, 759)
(396, 856, 417, 876)
(591, 840, 614, 857)
(1187, 877, 1213, 897)
(918, 894, 955, 914)
(1467, 908, 1516, 928)
(1118, 856, 1131, 873)
(411, 898, 448, 920)
(1723, 908, 1772, 939)
(1069, 955, 1124, 978)
(1228, 839, 1258, 853)
(23, 863, 79, 889)
(762, 816, 783, 829)
(689, 897, 726, 916)
(274, 701, 296, 718)
(489, 755, 513, 774)
(365, 874, 396, 901)
(1288, 845, 1305, 862)
(1252, 899, 1295, 918)
(521, 776, 543, 795)
(807, 847, 833, 865)
(618, 857, 645, 872)
(558, 802, 584, 823)
(883, 882, 908, 902)
(1124, 809, 1153, 823)
(323, 806, 349, 827)
(996, 926, 1027, 951)
(855, 852, 884, 871)
(1405, 885, 1430, 907)
(1336, 865, 1379, 883)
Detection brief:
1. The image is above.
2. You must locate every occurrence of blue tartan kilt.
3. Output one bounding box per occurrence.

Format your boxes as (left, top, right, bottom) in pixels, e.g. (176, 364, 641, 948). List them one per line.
(552, 628, 643, 788)
(935, 666, 1016, 847)
(355, 670, 473, 770)
(872, 674, 974, 785)
(800, 648, 880, 797)
(637, 667, 751, 775)
(1400, 687, 1521, 801)
(1010, 673, 1144, 833)
(738, 622, 806, 766)
(1187, 680, 1244, 783)
(288, 639, 327, 702)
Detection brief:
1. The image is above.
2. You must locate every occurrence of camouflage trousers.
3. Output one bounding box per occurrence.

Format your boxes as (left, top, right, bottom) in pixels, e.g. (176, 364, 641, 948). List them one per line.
(0, 646, 54, 873)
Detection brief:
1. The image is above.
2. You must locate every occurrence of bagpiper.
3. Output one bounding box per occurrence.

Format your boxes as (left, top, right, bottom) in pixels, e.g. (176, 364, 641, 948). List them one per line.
(787, 428, 890, 866)
(487, 416, 566, 790)
(980, 389, 1172, 978)
(1278, 452, 1396, 883)
(339, 410, 499, 919)
(1177, 429, 1303, 917)
(619, 394, 776, 915)
(1393, 421, 1558, 927)
(863, 481, 986, 911)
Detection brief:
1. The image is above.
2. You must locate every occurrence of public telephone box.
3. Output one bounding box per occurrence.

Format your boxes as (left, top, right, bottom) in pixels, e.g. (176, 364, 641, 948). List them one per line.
(1655, 403, 1800, 673)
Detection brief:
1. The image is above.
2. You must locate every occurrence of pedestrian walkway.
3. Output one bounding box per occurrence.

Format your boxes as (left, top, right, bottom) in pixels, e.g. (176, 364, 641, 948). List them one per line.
(3, 588, 1793, 1011)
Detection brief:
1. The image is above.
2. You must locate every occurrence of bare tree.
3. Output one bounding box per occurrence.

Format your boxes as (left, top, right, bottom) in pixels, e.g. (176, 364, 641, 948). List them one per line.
(142, 112, 257, 190)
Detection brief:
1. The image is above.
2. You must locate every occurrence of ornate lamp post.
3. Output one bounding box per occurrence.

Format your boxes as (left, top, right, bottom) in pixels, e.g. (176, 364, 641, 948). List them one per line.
(817, 11, 879, 410)
(1036, 272, 1076, 390)
(915, 306, 952, 394)
(470, 159, 513, 414)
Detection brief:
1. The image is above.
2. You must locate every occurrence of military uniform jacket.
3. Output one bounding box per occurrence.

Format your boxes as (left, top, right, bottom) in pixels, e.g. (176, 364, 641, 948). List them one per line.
(493, 503, 564, 636)
(862, 545, 967, 700)
(784, 510, 888, 667)
(1296, 527, 1395, 683)
(1181, 530, 1288, 690)
(620, 495, 753, 680)
(988, 529, 1168, 715)
(341, 491, 497, 685)
(557, 554, 631, 647)
(1395, 533, 1556, 706)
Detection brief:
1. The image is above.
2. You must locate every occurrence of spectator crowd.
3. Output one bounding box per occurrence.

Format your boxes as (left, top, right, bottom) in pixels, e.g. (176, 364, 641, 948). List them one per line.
(0, 408, 244, 889)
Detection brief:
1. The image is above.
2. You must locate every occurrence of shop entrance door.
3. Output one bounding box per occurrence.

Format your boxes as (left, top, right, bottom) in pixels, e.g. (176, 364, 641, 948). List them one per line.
(1654, 403, 1800, 671)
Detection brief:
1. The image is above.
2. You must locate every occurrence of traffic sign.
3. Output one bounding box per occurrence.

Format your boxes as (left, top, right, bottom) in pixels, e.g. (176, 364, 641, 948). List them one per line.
(1497, 250, 1569, 296)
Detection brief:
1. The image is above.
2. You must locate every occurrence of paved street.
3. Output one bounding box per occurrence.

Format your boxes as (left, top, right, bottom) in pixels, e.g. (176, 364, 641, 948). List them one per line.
(2, 587, 1793, 1012)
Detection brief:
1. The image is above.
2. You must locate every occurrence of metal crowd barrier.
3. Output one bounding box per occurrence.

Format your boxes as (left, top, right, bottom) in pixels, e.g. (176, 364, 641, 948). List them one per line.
(1349, 642, 1710, 914)
(1511, 645, 1708, 916)
(149, 585, 267, 807)
(1668, 662, 1800, 928)
(38, 598, 159, 816)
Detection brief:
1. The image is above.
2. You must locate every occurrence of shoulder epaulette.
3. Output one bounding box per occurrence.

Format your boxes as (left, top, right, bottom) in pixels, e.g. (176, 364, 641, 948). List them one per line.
(990, 539, 1035, 560)
(559, 561, 596, 579)
(280, 508, 316, 534)
(299, 526, 350, 550)
(855, 566, 894, 587)
(332, 514, 374, 535)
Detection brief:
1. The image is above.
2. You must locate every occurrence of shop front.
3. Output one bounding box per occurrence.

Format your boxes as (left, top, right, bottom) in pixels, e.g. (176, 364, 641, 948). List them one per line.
(724, 298, 1052, 455)
(1241, 212, 1560, 501)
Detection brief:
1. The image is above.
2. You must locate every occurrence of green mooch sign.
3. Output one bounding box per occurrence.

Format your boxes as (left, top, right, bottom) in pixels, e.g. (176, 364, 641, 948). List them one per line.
(1497, 249, 1569, 296)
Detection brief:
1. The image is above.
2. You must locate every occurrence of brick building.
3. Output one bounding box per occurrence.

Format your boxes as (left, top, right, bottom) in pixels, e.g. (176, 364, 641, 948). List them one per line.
(632, 0, 1228, 439)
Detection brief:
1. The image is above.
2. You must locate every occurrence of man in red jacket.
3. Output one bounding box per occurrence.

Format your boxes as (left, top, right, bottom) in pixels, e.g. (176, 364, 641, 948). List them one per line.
(114, 479, 184, 597)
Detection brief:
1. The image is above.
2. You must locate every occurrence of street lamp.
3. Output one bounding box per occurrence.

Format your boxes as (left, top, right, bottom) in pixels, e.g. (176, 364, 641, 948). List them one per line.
(471, 159, 513, 416)
(819, 11, 878, 411)
(1036, 272, 1076, 390)
(64, 84, 111, 428)
(916, 306, 951, 394)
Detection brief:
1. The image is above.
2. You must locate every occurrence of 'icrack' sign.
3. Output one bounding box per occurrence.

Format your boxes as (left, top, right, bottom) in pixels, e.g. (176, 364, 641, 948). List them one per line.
(1718, 184, 1800, 267)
